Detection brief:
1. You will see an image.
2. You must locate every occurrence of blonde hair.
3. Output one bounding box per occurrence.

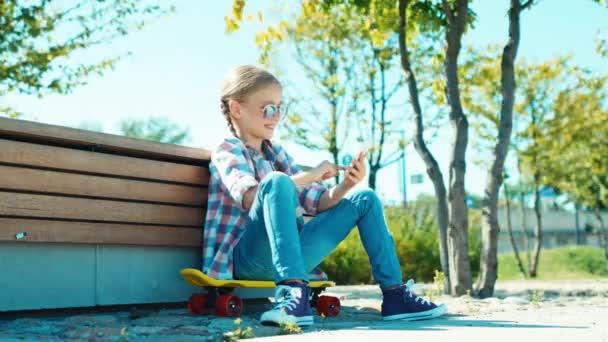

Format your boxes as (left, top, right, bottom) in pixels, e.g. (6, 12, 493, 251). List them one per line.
(220, 65, 281, 137)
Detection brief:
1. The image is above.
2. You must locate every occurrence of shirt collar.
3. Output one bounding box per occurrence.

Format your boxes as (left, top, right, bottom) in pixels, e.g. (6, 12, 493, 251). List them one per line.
(243, 139, 276, 163)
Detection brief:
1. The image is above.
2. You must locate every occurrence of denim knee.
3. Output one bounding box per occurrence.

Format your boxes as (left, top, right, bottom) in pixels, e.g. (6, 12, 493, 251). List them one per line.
(346, 188, 383, 216)
(259, 171, 296, 195)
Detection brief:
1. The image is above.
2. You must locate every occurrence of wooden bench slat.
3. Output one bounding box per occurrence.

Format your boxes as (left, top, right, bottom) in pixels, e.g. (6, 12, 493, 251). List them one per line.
(0, 165, 207, 206)
(0, 139, 209, 185)
(0, 218, 202, 247)
(0, 192, 204, 226)
(0, 117, 210, 164)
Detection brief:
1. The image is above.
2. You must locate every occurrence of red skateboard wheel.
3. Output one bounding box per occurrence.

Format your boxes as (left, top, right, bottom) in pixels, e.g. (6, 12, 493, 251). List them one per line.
(187, 294, 209, 315)
(215, 294, 243, 317)
(316, 295, 340, 317)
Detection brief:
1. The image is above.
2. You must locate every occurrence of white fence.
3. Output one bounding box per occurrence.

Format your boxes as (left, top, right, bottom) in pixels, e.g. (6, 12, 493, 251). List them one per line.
(495, 207, 607, 253)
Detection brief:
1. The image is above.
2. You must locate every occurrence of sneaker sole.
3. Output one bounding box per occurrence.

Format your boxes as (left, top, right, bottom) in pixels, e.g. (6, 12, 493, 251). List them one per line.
(261, 315, 314, 327)
(382, 304, 447, 321)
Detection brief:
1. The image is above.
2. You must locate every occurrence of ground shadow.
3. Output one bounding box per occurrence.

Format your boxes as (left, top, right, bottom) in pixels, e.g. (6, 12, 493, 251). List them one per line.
(241, 302, 588, 334)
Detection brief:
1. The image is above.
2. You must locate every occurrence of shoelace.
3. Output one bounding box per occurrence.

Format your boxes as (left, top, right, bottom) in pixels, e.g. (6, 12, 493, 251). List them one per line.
(404, 279, 431, 306)
(273, 285, 301, 311)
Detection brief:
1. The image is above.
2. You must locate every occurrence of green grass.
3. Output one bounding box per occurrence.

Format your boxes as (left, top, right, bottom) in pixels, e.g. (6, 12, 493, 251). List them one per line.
(498, 245, 608, 281)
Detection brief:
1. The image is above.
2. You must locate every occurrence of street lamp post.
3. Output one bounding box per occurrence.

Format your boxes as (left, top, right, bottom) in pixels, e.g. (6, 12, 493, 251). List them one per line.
(398, 129, 407, 207)
(386, 129, 407, 207)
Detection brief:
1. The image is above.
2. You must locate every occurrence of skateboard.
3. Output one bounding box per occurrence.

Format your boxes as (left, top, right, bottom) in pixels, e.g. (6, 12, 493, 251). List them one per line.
(180, 268, 341, 318)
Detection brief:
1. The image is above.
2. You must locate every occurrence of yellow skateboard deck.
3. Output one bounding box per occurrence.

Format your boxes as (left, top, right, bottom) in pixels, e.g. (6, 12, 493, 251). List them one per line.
(180, 268, 341, 317)
(180, 268, 335, 289)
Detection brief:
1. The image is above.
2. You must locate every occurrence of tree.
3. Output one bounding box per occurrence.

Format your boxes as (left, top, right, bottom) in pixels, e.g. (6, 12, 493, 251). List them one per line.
(0, 1, 168, 116)
(229, 1, 407, 189)
(274, 2, 365, 185)
(503, 176, 529, 279)
(397, 0, 474, 296)
(227, 0, 477, 296)
(597, 33, 608, 58)
(462, 51, 580, 286)
(0, 107, 21, 118)
(395, 0, 453, 294)
(311, 0, 474, 295)
(593, 1, 608, 57)
(537, 73, 608, 260)
(118, 116, 191, 145)
(359, 36, 407, 190)
(458, 0, 535, 297)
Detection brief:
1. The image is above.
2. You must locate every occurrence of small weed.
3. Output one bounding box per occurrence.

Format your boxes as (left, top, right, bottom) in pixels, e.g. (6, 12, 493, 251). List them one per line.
(119, 327, 129, 342)
(531, 289, 545, 308)
(464, 289, 479, 314)
(278, 321, 303, 335)
(426, 270, 445, 302)
(223, 318, 255, 341)
(319, 313, 326, 330)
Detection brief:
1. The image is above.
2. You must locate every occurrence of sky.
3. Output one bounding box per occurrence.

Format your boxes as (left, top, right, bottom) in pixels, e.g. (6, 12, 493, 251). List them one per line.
(4, 0, 608, 204)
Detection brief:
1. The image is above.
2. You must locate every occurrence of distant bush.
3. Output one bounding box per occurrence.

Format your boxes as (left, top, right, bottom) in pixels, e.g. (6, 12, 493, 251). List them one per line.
(320, 199, 607, 285)
(498, 245, 608, 280)
(320, 201, 482, 284)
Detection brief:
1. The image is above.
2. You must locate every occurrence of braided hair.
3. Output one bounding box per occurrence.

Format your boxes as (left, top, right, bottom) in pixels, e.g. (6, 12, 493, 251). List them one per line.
(220, 99, 238, 137)
(220, 65, 281, 138)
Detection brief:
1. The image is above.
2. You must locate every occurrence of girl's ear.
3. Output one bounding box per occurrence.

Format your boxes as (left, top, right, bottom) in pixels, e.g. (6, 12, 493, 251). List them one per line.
(228, 100, 241, 119)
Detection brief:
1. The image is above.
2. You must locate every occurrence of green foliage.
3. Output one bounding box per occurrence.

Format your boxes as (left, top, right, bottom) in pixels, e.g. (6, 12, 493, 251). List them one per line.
(460, 49, 608, 212)
(0, 106, 22, 118)
(279, 2, 366, 157)
(498, 246, 608, 280)
(534, 73, 608, 209)
(0, 1, 169, 99)
(321, 203, 482, 284)
(322, 212, 607, 285)
(596, 29, 608, 58)
(118, 116, 191, 145)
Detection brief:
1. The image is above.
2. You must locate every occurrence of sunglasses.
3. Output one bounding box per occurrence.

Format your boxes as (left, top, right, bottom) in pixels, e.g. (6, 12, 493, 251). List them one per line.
(262, 104, 286, 120)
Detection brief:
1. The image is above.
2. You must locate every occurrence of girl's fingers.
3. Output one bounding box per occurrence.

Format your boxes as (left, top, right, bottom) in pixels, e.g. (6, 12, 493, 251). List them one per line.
(348, 172, 360, 184)
(351, 160, 364, 173)
(346, 172, 357, 183)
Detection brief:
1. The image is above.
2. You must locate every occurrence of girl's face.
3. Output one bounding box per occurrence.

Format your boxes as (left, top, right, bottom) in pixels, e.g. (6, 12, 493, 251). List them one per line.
(231, 83, 283, 142)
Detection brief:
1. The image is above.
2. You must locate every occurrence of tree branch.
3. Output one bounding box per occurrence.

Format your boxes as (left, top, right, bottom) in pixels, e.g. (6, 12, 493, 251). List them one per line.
(521, 0, 534, 10)
(442, 0, 454, 22)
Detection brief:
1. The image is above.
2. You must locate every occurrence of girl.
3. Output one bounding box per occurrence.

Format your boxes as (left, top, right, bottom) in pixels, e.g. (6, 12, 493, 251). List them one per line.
(204, 65, 446, 327)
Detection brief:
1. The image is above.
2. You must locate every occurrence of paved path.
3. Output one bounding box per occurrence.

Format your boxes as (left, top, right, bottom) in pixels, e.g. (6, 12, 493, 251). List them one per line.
(1, 280, 607, 341)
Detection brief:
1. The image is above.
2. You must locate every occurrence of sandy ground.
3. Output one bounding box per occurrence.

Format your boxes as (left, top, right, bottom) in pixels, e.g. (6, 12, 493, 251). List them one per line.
(1, 279, 607, 341)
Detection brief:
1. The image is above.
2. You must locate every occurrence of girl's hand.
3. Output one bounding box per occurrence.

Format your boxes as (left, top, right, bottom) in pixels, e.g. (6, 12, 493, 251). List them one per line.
(311, 161, 347, 182)
(341, 150, 368, 190)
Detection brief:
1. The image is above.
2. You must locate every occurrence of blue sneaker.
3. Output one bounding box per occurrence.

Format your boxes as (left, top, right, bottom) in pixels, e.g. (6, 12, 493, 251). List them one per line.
(260, 282, 314, 327)
(382, 279, 448, 321)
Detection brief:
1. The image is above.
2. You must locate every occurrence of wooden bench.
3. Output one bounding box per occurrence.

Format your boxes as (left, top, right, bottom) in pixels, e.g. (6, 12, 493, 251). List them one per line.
(0, 117, 210, 311)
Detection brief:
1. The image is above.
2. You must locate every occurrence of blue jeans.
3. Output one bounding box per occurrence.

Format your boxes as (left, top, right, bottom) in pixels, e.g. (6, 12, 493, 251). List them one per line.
(233, 172, 403, 289)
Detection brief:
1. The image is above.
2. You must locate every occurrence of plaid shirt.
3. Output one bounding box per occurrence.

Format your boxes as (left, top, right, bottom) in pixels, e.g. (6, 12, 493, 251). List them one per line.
(203, 137, 328, 280)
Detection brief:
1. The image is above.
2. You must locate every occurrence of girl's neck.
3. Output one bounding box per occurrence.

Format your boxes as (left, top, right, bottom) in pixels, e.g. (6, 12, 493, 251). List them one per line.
(238, 132, 264, 155)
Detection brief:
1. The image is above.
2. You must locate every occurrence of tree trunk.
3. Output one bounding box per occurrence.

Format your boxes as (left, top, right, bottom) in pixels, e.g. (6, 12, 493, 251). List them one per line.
(529, 176, 543, 278)
(517, 159, 532, 271)
(443, 0, 472, 296)
(594, 208, 608, 262)
(398, 0, 451, 294)
(504, 180, 528, 278)
(331, 147, 339, 185)
(520, 191, 532, 270)
(476, 0, 525, 297)
(368, 166, 379, 190)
